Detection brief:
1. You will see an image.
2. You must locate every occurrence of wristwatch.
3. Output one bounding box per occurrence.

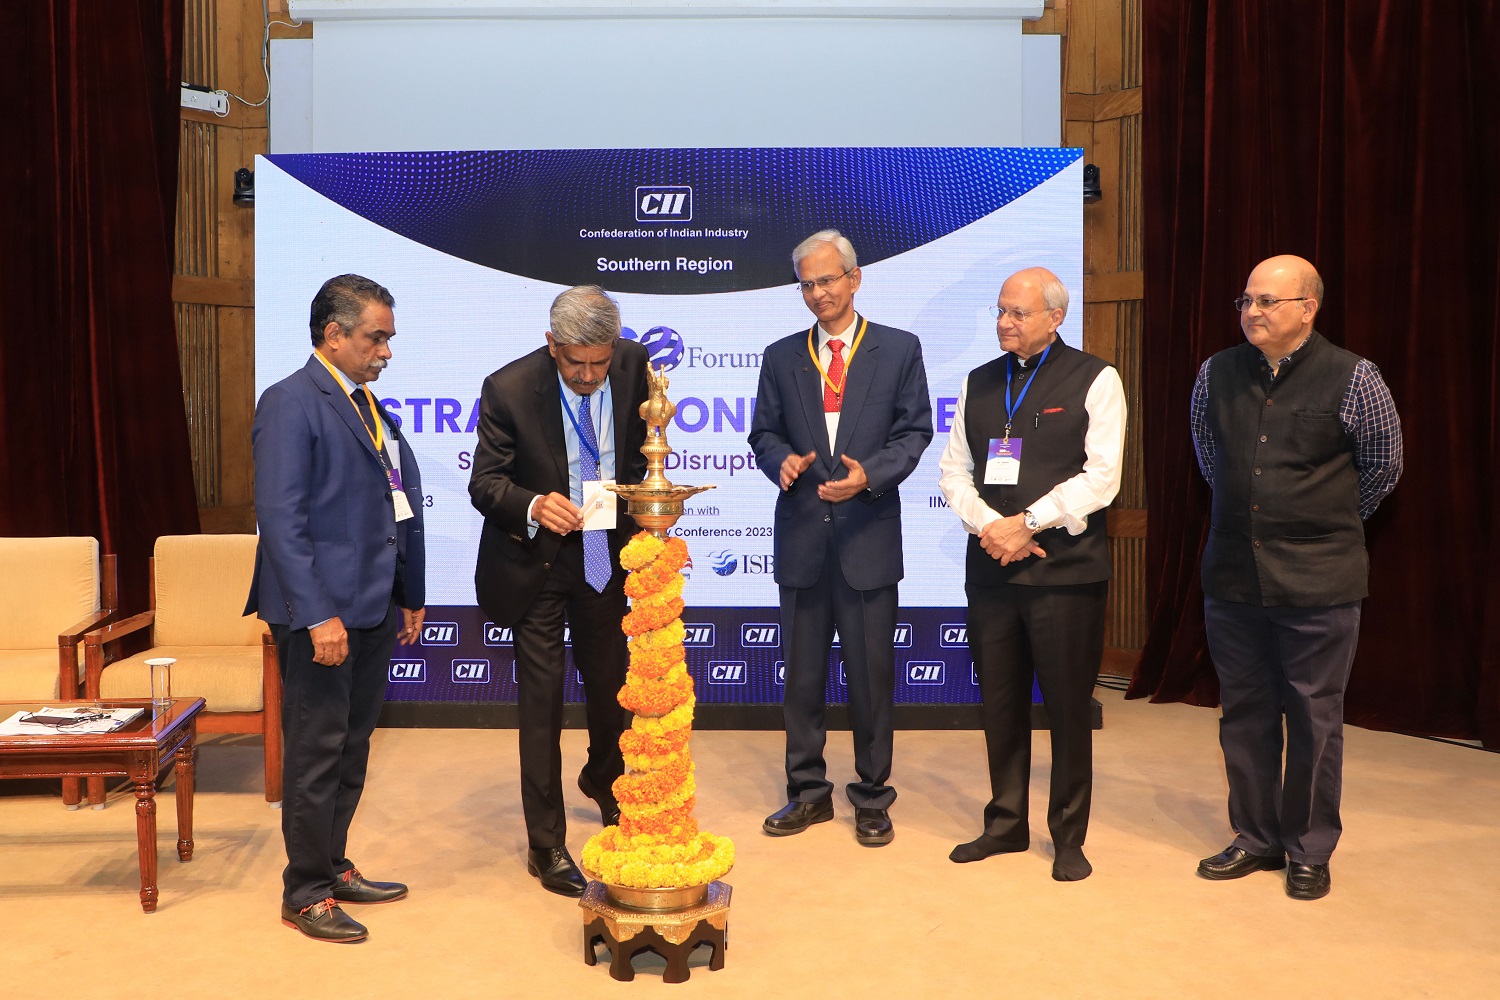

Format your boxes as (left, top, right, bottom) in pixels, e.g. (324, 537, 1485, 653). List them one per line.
(1022, 509, 1041, 532)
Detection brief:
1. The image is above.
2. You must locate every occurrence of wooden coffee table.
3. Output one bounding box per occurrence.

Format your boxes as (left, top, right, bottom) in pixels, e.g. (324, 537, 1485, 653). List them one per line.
(0, 698, 205, 912)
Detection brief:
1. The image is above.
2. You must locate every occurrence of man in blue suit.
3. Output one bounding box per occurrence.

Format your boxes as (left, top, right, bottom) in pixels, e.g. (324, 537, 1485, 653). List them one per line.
(748, 230, 933, 846)
(247, 274, 426, 943)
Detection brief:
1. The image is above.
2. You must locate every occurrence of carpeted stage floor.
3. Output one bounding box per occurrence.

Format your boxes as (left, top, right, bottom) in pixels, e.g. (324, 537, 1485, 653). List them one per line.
(3, 687, 1495, 998)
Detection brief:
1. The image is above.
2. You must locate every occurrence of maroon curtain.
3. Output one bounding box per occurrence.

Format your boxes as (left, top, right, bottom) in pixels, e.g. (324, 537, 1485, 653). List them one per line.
(1132, 0, 1500, 748)
(0, 1, 198, 614)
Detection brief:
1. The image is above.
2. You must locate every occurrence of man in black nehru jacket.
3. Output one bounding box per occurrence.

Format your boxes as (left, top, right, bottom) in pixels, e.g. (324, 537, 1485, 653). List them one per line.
(938, 266, 1126, 882)
(1191, 254, 1402, 901)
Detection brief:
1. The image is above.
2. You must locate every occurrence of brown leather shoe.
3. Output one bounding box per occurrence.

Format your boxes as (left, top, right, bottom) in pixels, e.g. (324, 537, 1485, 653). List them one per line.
(280, 898, 368, 942)
(332, 867, 408, 904)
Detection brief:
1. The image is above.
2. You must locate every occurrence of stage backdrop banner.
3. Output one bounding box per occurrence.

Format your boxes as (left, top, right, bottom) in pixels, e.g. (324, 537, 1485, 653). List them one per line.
(255, 148, 1083, 704)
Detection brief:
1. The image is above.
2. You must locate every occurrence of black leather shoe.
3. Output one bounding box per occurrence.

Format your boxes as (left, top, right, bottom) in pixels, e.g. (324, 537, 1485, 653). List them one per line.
(332, 867, 408, 904)
(280, 898, 367, 943)
(1196, 846, 1287, 880)
(762, 799, 834, 836)
(527, 846, 587, 897)
(1286, 862, 1331, 900)
(854, 807, 894, 847)
(578, 773, 621, 827)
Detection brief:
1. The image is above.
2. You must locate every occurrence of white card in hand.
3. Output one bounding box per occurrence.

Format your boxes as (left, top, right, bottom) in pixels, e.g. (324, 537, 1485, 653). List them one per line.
(581, 479, 618, 530)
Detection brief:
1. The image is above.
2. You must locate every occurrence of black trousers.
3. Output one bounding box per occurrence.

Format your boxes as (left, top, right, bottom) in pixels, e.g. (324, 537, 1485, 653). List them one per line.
(512, 534, 629, 850)
(967, 580, 1107, 849)
(273, 599, 399, 910)
(1204, 596, 1362, 865)
(779, 534, 898, 809)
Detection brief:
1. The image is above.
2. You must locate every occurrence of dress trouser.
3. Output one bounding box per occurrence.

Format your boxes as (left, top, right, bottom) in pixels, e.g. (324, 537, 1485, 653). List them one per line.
(779, 533, 898, 809)
(274, 599, 400, 910)
(512, 533, 630, 850)
(1203, 596, 1362, 865)
(967, 580, 1107, 849)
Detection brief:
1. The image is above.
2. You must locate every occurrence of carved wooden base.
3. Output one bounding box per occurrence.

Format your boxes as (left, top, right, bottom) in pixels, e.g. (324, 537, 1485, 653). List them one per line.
(580, 880, 730, 983)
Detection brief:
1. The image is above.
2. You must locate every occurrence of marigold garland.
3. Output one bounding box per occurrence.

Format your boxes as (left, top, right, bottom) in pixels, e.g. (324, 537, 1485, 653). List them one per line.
(583, 530, 734, 889)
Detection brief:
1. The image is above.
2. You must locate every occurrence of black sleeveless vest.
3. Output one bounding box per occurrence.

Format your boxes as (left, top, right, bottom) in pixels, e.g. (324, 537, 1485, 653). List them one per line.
(1201, 331, 1366, 607)
(962, 339, 1112, 587)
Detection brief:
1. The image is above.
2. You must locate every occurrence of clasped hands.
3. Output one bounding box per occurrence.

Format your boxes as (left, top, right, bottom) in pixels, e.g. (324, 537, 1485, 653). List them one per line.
(979, 513, 1048, 565)
(780, 450, 868, 503)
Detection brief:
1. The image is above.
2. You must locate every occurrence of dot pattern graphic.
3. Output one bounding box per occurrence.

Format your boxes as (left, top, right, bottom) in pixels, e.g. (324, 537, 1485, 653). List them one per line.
(268, 148, 1082, 294)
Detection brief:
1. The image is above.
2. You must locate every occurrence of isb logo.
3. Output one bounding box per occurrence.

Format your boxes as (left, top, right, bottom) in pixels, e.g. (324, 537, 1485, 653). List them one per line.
(389, 660, 426, 683)
(741, 624, 779, 647)
(683, 624, 715, 646)
(707, 661, 747, 684)
(636, 185, 692, 222)
(420, 622, 459, 646)
(483, 623, 512, 646)
(708, 549, 738, 576)
(906, 661, 945, 685)
(620, 325, 685, 371)
(452, 660, 491, 684)
(939, 624, 969, 647)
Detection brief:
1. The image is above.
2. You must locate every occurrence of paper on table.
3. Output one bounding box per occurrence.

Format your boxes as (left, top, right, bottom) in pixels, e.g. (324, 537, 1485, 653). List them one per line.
(0, 707, 145, 736)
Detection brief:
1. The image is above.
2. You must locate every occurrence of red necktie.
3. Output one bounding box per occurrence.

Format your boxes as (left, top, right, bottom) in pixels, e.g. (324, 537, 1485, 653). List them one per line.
(823, 339, 846, 413)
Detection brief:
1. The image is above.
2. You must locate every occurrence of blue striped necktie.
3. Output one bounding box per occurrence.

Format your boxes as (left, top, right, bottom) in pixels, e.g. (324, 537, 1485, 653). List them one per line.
(577, 393, 611, 592)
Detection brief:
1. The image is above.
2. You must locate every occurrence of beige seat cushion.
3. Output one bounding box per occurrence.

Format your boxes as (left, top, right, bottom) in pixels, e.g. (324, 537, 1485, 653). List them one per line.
(152, 535, 263, 647)
(0, 648, 81, 701)
(99, 646, 266, 713)
(0, 537, 99, 649)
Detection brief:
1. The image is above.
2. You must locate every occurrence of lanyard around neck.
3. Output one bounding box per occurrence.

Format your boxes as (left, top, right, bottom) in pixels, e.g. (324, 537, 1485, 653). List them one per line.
(1003, 343, 1052, 441)
(807, 315, 869, 399)
(560, 384, 605, 466)
(314, 352, 385, 454)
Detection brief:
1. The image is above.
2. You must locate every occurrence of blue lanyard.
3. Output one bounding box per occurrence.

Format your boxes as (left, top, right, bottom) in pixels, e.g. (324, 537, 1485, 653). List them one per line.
(1004, 343, 1051, 441)
(560, 384, 604, 466)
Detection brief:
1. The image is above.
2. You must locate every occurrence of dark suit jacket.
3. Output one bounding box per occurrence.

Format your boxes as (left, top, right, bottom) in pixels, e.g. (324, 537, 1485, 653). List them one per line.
(748, 319, 933, 591)
(469, 340, 651, 626)
(246, 355, 427, 630)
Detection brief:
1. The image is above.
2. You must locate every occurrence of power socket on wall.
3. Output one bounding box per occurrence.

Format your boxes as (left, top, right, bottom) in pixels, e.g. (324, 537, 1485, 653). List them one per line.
(181, 85, 229, 115)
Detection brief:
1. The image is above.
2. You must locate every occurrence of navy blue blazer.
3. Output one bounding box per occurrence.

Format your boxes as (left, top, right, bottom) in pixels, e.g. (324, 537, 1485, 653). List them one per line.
(748, 319, 933, 591)
(245, 355, 427, 631)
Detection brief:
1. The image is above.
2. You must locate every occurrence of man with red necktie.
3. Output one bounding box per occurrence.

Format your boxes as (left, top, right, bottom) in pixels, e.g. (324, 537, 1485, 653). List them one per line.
(749, 230, 933, 847)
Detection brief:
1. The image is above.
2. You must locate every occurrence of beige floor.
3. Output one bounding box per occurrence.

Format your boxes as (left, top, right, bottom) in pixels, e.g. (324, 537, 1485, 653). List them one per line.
(2, 688, 1496, 998)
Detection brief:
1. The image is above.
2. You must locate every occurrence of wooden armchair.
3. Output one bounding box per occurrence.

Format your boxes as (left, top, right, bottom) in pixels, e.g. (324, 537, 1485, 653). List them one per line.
(0, 536, 118, 807)
(84, 534, 282, 806)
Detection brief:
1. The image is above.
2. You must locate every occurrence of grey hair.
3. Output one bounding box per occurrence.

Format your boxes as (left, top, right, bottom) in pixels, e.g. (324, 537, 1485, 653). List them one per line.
(792, 229, 858, 273)
(548, 285, 621, 348)
(1303, 270, 1325, 305)
(1041, 277, 1070, 319)
(309, 274, 394, 346)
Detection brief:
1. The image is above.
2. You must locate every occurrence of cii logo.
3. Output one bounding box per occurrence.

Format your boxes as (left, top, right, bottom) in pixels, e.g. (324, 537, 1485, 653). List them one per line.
(683, 624, 715, 646)
(452, 660, 491, 684)
(483, 623, 512, 646)
(636, 185, 692, 222)
(906, 661, 945, 685)
(708, 550, 738, 576)
(707, 661, 747, 684)
(741, 624, 779, 647)
(893, 624, 913, 647)
(620, 325, 685, 371)
(773, 660, 786, 684)
(939, 624, 969, 647)
(389, 660, 426, 683)
(420, 622, 459, 645)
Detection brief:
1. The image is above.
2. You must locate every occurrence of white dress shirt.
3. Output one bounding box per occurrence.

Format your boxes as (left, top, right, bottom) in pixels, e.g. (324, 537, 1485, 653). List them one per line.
(937, 355, 1126, 535)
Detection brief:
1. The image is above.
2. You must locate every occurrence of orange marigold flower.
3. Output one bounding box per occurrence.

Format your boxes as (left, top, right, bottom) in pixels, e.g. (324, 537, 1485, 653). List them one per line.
(622, 598, 685, 636)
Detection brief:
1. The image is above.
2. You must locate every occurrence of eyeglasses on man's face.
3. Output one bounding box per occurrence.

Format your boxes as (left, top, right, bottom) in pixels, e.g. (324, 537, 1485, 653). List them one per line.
(1234, 295, 1308, 313)
(797, 269, 853, 294)
(990, 305, 1042, 322)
